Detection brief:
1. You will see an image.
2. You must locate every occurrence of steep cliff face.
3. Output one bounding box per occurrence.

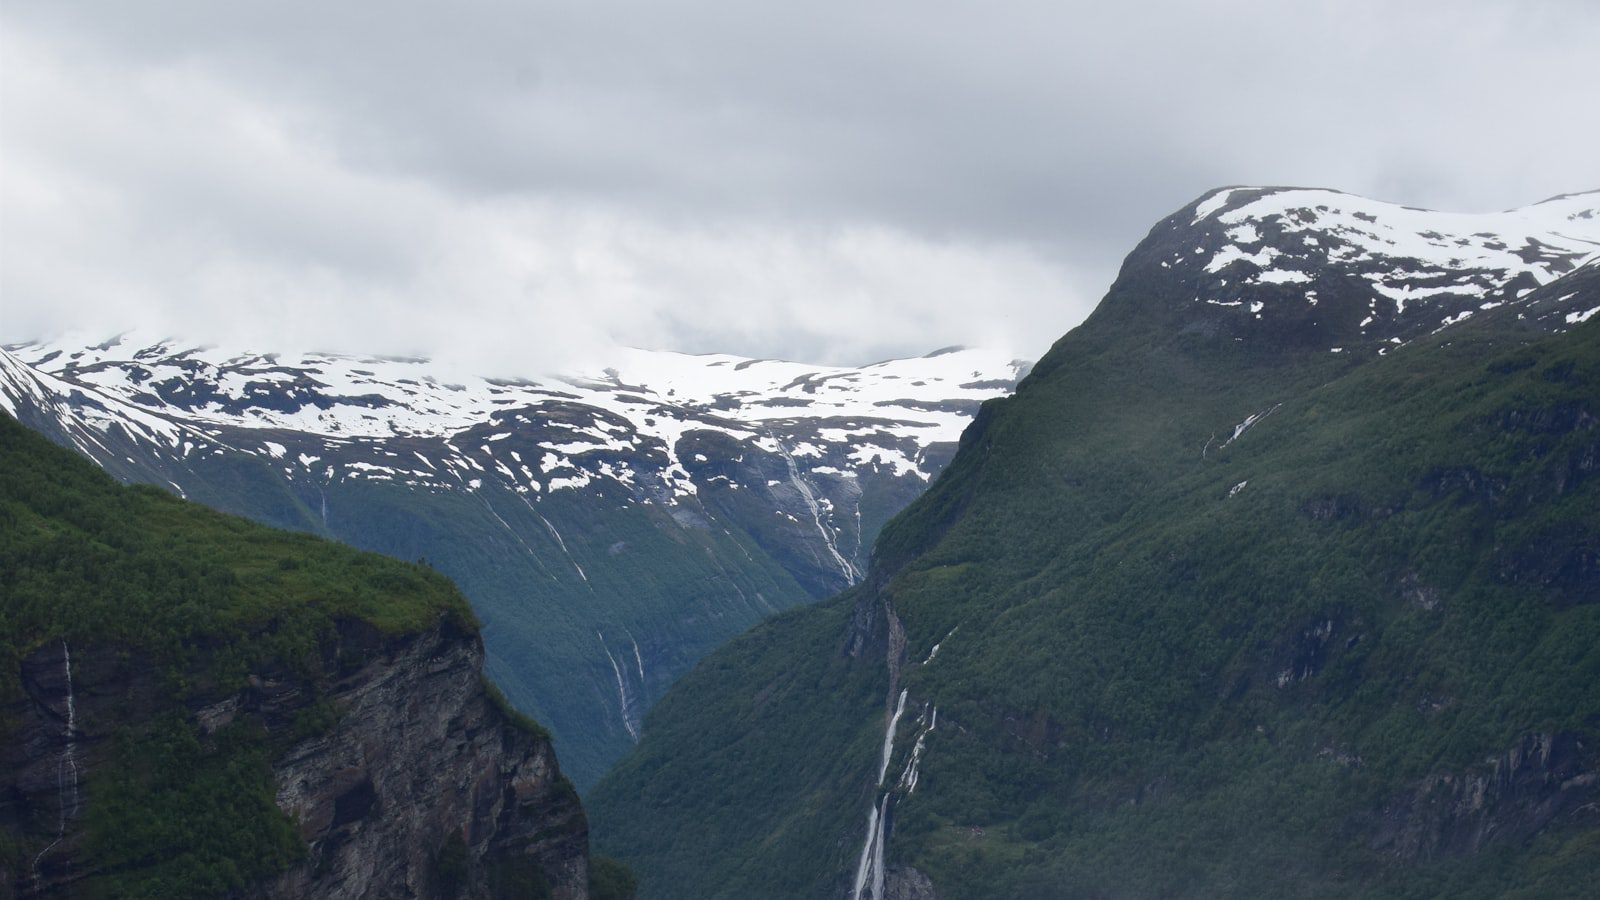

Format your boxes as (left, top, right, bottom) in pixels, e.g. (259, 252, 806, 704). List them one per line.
(1372, 731, 1600, 862)
(258, 617, 587, 899)
(0, 411, 592, 898)
(4, 617, 588, 899)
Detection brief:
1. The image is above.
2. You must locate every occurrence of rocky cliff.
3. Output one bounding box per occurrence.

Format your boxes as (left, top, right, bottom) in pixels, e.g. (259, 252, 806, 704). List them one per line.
(4, 616, 588, 899)
(0, 411, 593, 898)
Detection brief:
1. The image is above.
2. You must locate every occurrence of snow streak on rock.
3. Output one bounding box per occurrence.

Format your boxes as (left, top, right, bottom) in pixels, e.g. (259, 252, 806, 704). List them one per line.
(0, 339, 1027, 605)
(774, 434, 860, 583)
(2, 338, 1026, 504)
(1171, 187, 1600, 350)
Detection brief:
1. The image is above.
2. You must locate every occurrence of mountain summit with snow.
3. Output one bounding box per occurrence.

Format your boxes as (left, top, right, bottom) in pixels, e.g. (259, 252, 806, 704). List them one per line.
(0, 335, 1028, 785)
(1122, 186, 1600, 352)
(4, 336, 1023, 509)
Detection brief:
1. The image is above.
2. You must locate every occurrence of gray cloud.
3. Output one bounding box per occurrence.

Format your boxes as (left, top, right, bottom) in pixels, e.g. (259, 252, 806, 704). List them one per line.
(2, 0, 1597, 369)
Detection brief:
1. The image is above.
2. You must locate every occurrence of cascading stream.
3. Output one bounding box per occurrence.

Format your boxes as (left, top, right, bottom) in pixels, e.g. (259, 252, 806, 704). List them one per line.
(597, 631, 640, 740)
(851, 689, 909, 900)
(533, 507, 589, 583)
(876, 690, 909, 787)
(771, 434, 860, 584)
(31, 641, 80, 885)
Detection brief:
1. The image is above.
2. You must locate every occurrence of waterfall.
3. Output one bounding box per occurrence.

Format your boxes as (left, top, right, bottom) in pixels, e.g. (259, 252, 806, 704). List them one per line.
(31, 641, 80, 883)
(896, 705, 935, 795)
(533, 507, 589, 583)
(629, 634, 646, 685)
(849, 797, 886, 900)
(59, 643, 79, 824)
(771, 434, 860, 583)
(876, 690, 909, 787)
(869, 793, 889, 900)
(922, 626, 958, 665)
(597, 632, 639, 740)
(851, 689, 911, 900)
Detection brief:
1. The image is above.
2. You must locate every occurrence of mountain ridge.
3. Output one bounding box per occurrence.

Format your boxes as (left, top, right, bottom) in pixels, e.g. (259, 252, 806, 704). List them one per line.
(588, 187, 1600, 898)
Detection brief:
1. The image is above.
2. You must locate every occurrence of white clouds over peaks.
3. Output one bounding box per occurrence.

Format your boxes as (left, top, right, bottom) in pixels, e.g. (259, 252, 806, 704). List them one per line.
(1, 1, 1597, 370)
(0, 17, 1076, 370)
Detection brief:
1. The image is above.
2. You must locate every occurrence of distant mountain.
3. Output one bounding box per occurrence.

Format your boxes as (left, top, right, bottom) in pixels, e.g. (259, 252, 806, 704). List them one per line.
(0, 338, 1027, 786)
(588, 188, 1600, 898)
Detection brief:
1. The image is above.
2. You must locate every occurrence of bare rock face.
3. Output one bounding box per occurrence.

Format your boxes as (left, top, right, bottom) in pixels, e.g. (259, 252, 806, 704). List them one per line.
(882, 866, 936, 900)
(257, 616, 588, 899)
(1372, 732, 1600, 860)
(2, 617, 589, 899)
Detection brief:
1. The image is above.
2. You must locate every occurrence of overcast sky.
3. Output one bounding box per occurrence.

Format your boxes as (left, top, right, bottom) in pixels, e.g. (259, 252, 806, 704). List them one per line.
(2, 0, 1597, 371)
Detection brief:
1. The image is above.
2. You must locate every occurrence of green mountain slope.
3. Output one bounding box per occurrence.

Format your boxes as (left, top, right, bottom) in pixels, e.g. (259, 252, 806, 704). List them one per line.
(589, 198, 1600, 898)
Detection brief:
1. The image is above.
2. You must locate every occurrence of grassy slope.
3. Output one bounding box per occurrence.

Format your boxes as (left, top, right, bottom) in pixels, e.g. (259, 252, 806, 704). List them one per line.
(0, 412, 474, 897)
(590, 285, 1600, 898)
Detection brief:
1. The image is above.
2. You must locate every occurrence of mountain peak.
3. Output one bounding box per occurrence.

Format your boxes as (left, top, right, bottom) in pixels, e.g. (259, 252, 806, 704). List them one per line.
(1105, 186, 1600, 354)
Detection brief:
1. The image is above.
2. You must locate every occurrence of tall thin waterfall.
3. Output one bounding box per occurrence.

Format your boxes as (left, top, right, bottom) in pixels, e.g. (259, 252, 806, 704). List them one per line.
(850, 689, 943, 900)
(597, 631, 640, 739)
(31, 641, 80, 884)
(851, 689, 909, 900)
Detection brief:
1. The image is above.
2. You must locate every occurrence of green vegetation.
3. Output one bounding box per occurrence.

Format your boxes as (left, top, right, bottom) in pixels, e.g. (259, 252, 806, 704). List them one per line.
(590, 855, 640, 899)
(84, 716, 304, 897)
(0, 415, 471, 668)
(0, 413, 472, 896)
(591, 280, 1600, 898)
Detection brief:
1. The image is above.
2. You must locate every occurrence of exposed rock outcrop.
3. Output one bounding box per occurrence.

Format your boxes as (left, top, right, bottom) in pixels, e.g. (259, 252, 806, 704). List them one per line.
(882, 866, 936, 900)
(1372, 732, 1600, 860)
(259, 616, 588, 899)
(2, 617, 589, 899)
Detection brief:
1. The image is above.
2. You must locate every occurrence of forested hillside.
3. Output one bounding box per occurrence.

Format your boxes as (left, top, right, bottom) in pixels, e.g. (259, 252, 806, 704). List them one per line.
(589, 189, 1600, 898)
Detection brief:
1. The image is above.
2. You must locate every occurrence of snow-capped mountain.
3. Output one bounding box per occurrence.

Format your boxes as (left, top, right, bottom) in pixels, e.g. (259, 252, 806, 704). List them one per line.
(1126, 187, 1600, 352)
(587, 188, 1600, 899)
(0, 336, 1028, 786)
(7, 186, 1595, 790)
(7, 337, 1017, 512)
